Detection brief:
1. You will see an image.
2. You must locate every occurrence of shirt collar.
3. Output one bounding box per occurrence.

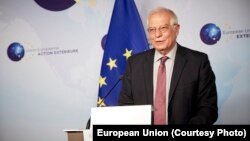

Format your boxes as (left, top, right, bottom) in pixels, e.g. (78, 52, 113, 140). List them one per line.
(154, 43, 177, 62)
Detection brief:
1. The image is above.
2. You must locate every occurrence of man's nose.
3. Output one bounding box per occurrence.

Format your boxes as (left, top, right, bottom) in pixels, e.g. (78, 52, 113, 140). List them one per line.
(155, 29, 162, 37)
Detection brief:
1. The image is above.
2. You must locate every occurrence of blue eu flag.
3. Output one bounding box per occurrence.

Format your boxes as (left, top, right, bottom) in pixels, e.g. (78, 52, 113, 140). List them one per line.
(98, 0, 149, 106)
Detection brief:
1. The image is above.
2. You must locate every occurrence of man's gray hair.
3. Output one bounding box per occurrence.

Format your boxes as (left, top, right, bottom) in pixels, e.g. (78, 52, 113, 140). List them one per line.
(147, 7, 178, 25)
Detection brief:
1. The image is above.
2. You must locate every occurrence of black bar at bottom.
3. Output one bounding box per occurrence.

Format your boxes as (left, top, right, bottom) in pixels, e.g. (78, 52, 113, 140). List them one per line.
(93, 125, 249, 140)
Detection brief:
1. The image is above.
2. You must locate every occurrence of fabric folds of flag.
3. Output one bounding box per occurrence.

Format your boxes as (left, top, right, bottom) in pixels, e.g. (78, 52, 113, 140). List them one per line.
(98, 0, 149, 106)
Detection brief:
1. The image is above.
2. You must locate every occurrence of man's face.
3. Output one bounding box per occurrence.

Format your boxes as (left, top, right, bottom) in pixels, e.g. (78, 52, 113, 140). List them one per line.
(148, 11, 179, 55)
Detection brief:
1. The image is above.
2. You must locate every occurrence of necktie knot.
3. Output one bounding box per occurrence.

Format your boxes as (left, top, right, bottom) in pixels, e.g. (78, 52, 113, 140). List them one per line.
(160, 56, 168, 64)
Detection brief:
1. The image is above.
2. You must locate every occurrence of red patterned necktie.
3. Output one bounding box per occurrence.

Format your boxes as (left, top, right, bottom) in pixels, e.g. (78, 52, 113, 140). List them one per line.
(154, 56, 168, 125)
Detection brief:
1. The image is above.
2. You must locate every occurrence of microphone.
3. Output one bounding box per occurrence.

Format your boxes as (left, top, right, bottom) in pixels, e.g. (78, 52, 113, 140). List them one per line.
(98, 75, 123, 107)
(85, 75, 123, 129)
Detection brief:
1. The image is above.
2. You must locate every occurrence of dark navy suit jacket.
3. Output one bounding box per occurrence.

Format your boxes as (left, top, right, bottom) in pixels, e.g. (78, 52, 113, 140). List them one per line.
(118, 44, 218, 124)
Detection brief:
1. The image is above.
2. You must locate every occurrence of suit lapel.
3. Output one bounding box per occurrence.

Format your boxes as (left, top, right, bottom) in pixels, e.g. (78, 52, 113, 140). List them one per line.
(169, 45, 187, 103)
(143, 49, 155, 105)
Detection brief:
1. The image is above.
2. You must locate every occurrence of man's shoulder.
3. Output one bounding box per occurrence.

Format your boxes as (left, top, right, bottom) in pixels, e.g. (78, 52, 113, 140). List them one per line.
(125, 49, 154, 65)
(129, 49, 154, 60)
(178, 44, 208, 58)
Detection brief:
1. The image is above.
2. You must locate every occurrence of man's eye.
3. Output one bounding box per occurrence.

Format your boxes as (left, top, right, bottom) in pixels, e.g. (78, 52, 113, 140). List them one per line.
(160, 26, 169, 32)
(148, 28, 155, 33)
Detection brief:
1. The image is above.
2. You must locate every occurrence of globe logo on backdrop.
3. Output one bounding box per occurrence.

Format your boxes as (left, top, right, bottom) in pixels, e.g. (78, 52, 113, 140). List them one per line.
(34, 0, 76, 11)
(7, 42, 25, 61)
(101, 34, 107, 50)
(200, 23, 221, 45)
